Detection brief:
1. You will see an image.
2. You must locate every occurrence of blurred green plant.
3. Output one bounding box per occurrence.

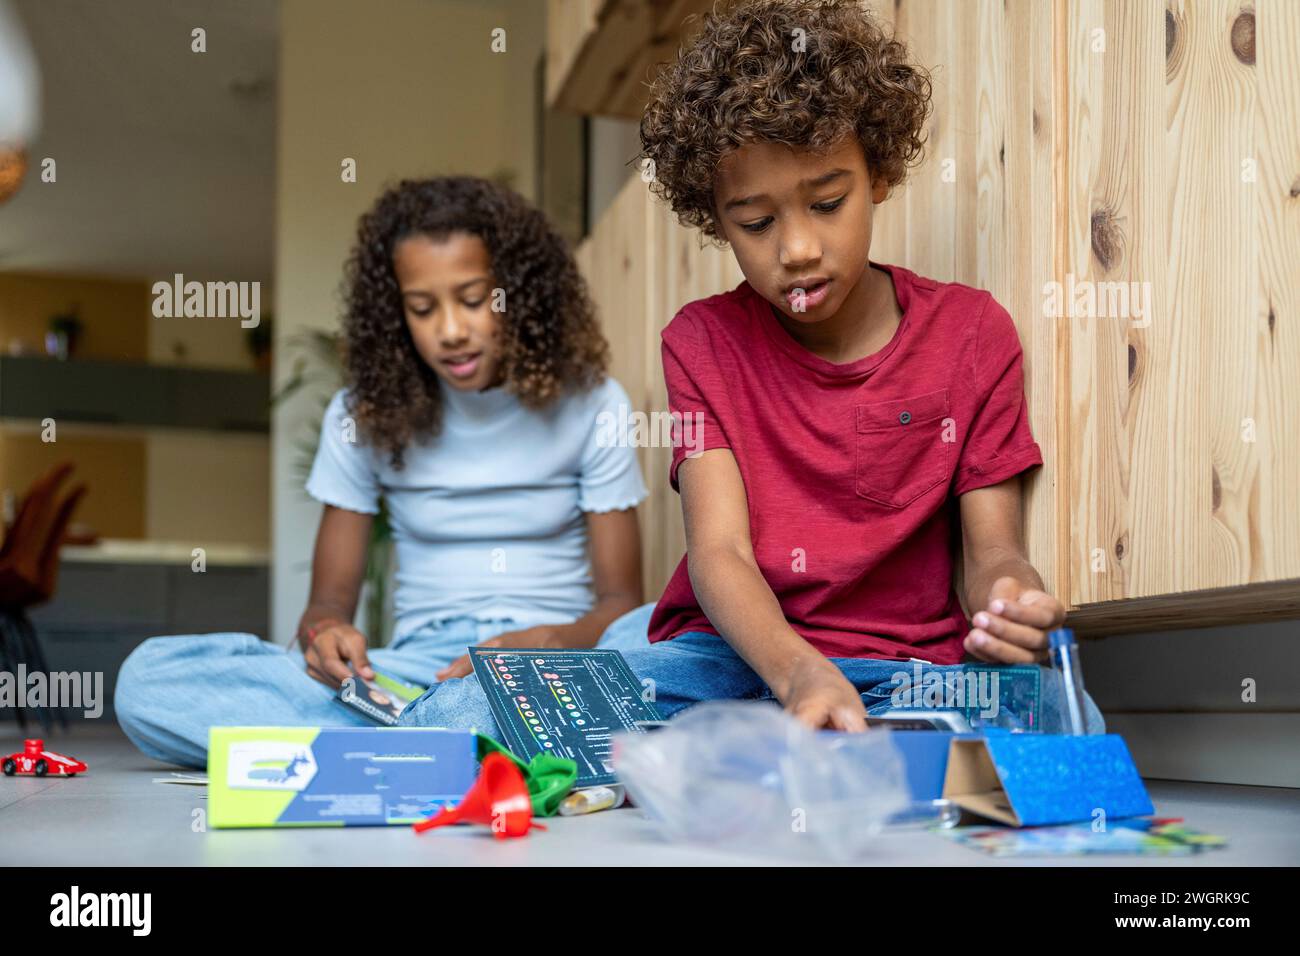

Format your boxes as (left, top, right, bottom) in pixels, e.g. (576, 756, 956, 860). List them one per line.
(272, 329, 393, 647)
(245, 313, 274, 370)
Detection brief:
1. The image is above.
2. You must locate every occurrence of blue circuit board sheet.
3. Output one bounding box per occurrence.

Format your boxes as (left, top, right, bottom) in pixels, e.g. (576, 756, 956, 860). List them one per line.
(470, 648, 662, 786)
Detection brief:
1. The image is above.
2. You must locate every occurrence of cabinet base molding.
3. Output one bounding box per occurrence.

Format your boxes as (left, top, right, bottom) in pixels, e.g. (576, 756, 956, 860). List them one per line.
(1068, 579, 1300, 638)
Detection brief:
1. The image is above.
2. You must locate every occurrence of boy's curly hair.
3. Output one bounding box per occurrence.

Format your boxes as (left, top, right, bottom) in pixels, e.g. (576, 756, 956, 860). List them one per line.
(639, 0, 933, 242)
(341, 176, 609, 469)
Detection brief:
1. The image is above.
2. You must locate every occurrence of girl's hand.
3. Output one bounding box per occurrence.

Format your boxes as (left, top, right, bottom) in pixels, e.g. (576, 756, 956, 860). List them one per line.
(302, 620, 374, 688)
(963, 575, 1066, 664)
(435, 625, 569, 681)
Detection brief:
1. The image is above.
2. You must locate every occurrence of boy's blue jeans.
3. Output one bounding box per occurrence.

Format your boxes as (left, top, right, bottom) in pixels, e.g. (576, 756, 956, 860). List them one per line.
(399, 603, 1104, 736)
(116, 602, 1103, 768)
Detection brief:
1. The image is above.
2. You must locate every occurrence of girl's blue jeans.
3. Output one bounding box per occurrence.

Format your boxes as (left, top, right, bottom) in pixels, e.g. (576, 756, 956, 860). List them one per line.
(115, 602, 1103, 768)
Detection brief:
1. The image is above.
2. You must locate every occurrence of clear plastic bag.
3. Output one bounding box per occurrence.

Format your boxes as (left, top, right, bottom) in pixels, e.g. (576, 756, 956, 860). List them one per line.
(612, 700, 911, 861)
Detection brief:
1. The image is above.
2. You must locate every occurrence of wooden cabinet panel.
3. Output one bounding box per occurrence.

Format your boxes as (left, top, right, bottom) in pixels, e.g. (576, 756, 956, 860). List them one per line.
(876, 0, 1067, 598)
(169, 366, 270, 433)
(27, 561, 269, 719)
(546, 0, 717, 118)
(29, 563, 169, 631)
(1063, 0, 1300, 605)
(580, 177, 743, 599)
(0, 356, 168, 426)
(39, 629, 151, 718)
(167, 565, 269, 636)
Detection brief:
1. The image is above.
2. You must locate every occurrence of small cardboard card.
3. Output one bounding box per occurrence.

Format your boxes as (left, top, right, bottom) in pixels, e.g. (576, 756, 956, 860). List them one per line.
(942, 733, 1154, 828)
(339, 674, 418, 725)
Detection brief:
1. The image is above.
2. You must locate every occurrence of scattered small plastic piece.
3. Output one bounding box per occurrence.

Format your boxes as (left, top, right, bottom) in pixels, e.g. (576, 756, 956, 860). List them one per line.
(558, 784, 625, 816)
(936, 817, 1228, 857)
(151, 773, 208, 786)
(413, 752, 545, 839)
(2, 738, 87, 777)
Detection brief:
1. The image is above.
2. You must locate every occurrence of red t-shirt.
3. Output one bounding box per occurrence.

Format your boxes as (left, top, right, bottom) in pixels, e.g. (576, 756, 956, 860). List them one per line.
(646, 261, 1044, 664)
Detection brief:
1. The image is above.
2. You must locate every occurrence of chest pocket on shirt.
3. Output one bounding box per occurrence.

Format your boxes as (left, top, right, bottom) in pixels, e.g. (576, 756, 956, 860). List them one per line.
(854, 388, 951, 508)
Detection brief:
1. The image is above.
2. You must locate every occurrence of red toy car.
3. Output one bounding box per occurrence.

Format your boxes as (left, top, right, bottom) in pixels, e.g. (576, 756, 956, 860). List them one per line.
(2, 739, 87, 777)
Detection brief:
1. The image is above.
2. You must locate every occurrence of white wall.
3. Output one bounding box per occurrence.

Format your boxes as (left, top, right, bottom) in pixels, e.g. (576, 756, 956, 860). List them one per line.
(271, 0, 544, 645)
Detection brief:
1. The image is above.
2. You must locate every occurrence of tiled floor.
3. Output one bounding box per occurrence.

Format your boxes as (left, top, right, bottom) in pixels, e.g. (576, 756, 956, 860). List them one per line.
(2, 723, 1297, 866)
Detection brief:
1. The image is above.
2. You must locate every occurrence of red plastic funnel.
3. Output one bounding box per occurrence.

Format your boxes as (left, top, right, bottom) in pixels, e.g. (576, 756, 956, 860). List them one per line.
(413, 751, 544, 839)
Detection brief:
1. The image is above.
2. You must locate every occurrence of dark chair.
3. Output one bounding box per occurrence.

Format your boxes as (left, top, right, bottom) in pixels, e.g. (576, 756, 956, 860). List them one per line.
(0, 463, 87, 732)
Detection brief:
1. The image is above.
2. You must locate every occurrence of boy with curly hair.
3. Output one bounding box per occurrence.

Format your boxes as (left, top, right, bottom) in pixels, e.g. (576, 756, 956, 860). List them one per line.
(608, 0, 1102, 733)
(396, 0, 1103, 738)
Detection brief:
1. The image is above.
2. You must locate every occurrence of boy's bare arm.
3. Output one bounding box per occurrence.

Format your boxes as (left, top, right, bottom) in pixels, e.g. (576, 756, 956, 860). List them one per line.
(678, 449, 867, 731)
(959, 476, 1067, 663)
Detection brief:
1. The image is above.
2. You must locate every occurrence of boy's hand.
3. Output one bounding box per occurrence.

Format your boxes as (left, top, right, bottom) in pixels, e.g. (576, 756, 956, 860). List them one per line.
(302, 620, 374, 688)
(964, 575, 1066, 664)
(435, 625, 568, 682)
(779, 656, 867, 733)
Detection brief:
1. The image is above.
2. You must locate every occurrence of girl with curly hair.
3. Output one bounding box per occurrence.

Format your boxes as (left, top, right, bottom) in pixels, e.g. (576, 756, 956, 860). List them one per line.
(115, 177, 649, 767)
(399, 0, 1103, 738)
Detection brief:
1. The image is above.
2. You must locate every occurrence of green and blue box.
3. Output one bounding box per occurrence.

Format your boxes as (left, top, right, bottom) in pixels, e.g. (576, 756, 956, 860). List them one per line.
(208, 726, 478, 828)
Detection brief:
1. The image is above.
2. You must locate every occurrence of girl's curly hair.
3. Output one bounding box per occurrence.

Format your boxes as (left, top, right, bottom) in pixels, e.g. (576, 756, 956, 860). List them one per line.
(639, 0, 933, 242)
(341, 176, 609, 469)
